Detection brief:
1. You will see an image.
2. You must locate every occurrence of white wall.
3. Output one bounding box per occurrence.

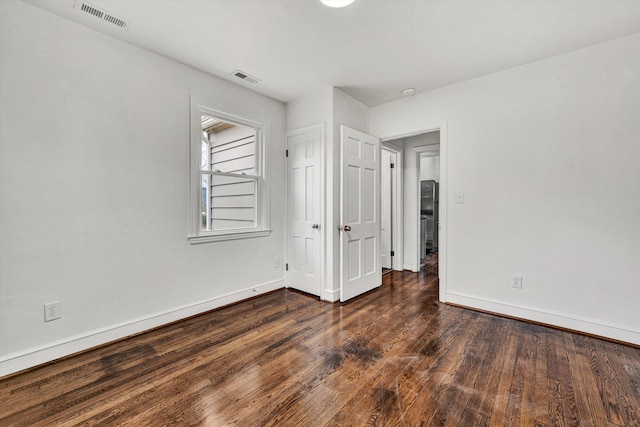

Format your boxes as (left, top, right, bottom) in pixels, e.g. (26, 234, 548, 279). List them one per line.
(420, 156, 440, 182)
(370, 33, 640, 344)
(0, 1, 287, 375)
(286, 87, 333, 132)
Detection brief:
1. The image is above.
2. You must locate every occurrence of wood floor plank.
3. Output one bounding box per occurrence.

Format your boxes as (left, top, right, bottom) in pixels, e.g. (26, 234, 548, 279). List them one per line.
(487, 327, 519, 426)
(565, 334, 609, 427)
(2, 261, 639, 426)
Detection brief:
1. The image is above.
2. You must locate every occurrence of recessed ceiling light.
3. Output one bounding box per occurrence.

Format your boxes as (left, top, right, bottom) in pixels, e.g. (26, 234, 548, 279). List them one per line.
(402, 88, 416, 96)
(320, 0, 355, 8)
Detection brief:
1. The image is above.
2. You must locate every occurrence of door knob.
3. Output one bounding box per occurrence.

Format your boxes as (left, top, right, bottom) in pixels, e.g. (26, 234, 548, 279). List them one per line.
(338, 225, 352, 232)
(311, 224, 320, 229)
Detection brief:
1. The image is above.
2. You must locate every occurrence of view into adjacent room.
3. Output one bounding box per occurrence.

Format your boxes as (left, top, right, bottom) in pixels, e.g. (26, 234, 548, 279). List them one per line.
(380, 130, 441, 281)
(420, 149, 440, 278)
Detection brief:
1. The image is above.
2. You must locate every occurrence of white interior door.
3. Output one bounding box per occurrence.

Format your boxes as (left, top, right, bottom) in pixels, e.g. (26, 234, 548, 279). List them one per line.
(287, 127, 322, 296)
(381, 149, 392, 269)
(340, 126, 381, 302)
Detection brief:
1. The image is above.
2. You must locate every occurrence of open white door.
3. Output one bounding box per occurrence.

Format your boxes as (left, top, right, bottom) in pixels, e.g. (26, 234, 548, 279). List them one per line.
(340, 126, 381, 302)
(287, 126, 322, 297)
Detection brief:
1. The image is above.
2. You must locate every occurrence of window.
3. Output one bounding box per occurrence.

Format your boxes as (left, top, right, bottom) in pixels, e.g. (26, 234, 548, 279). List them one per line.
(189, 97, 271, 243)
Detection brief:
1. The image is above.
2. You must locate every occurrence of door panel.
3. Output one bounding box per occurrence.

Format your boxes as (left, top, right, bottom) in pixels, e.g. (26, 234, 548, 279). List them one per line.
(381, 149, 392, 269)
(340, 126, 381, 302)
(287, 128, 322, 296)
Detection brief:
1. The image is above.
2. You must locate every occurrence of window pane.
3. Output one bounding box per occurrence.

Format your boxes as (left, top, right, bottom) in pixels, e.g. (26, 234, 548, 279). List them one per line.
(201, 134, 210, 170)
(202, 173, 256, 231)
(209, 125, 256, 175)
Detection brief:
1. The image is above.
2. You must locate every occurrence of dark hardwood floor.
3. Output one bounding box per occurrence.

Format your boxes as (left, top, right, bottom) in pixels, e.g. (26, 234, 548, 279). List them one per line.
(1, 266, 639, 426)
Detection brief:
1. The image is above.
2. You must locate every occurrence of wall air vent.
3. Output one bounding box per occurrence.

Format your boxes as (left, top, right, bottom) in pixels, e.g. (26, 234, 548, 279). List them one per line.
(74, 1, 129, 29)
(231, 70, 261, 84)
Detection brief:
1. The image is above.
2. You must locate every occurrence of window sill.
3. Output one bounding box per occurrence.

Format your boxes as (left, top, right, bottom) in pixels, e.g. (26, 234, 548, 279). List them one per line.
(188, 228, 272, 245)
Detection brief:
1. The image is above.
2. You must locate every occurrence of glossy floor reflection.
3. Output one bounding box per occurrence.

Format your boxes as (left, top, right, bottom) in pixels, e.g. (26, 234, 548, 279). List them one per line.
(2, 267, 639, 426)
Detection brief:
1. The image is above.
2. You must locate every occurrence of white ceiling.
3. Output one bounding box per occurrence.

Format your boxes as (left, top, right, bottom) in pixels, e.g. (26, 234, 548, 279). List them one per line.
(24, 0, 640, 107)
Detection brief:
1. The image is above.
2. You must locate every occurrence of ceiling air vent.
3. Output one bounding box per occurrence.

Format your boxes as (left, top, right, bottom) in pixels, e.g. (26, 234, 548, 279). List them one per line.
(231, 70, 260, 84)
(74, 1, 129, 29)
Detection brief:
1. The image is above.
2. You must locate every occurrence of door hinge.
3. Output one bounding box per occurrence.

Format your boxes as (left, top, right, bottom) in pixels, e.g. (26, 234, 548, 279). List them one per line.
(390, 163, 395, 169)
(285, 149, 289, 158)
(285, 263, 288, 271)
(391, 251, 395, 256)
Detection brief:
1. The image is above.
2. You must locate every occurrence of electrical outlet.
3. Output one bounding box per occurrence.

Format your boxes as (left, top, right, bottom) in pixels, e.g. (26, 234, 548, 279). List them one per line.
(274, 257, 281, 269)
(511, 275, 523, 289)
(44, 301, 62, 322)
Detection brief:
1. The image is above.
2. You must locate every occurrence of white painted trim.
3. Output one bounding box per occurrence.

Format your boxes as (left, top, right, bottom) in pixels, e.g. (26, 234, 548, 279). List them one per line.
(378, 123, 441, 142)
(0, 279, 285, 378)
(438, 124, 448, 302)
(323, 288, 340, 302)
(447, 291, 640, 345)
(285, 123, 326, 299)
(324, 120, 337, 303)
(188, 228, 272, 244)
(375, 121, 448, 302)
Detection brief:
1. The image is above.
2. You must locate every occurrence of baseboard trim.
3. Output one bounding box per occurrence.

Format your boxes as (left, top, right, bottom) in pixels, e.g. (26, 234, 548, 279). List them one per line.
(446, 291, 640, 346)
(0, 279, 285, 378)
(404, 263, 419, 272)
(323, 288, 340, 302)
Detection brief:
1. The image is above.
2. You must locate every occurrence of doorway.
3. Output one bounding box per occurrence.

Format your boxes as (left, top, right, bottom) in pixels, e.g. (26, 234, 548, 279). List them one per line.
(377, 124, 447, 303)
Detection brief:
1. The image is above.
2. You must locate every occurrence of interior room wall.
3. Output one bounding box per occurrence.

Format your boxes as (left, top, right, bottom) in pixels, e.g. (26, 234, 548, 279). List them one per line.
(420, 155, 440, 182)
(0, 1, 287, 376)
(286, 87, 334, 132)
(369, 33, 640, 344)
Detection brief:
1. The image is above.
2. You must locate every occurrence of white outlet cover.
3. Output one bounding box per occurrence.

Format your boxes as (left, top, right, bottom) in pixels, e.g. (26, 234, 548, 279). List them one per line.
(44, 301, 62, 322)
(455, 191, 465, 204)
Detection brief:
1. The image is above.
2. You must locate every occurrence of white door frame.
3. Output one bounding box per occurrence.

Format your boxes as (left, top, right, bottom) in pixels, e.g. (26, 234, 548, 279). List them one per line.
(377, 122, 448, 303)
(285, 123, 326, 298)
(381, 143, 403, 271)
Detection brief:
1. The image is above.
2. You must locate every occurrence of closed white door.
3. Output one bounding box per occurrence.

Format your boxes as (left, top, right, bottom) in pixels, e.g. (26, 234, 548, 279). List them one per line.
(287, 127, 322, 296)
(340, 126, 381, 302)
(381, 149, 392, 269)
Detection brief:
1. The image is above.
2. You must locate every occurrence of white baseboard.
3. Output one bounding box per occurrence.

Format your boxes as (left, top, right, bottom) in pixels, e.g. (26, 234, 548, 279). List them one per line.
(446, 291, 640, 345)
(0, 279, 285, 378)
(404, 263, 419, 272)
(323, 288, 340, 302)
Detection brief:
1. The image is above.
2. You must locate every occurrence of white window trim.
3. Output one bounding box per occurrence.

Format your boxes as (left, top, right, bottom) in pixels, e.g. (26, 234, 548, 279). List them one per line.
(188, 96, 271, 244)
